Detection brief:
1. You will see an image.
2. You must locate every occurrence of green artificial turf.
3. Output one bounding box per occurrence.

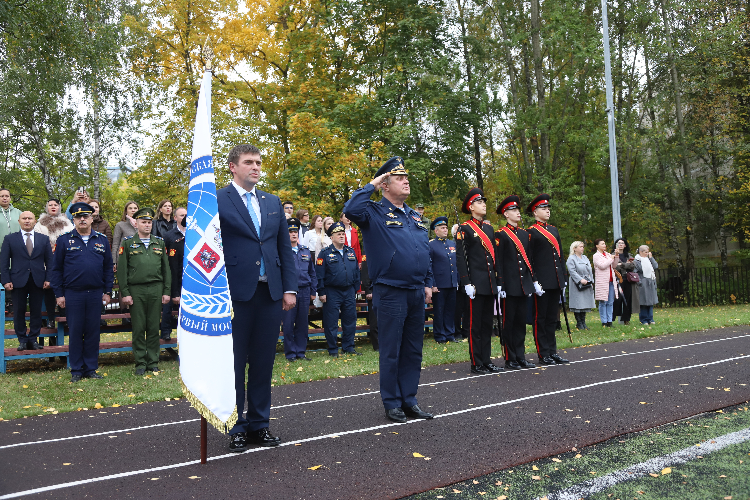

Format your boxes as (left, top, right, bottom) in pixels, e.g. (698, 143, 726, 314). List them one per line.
(1, 304, 749, 421)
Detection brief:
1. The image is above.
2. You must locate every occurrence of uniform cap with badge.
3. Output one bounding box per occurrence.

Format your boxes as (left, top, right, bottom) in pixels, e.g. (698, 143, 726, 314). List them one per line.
(461, 187, 487, 214)
(70, 202, 94, 218)
(430, 216, 449, 231)
(134, 207, 156, 220)
(326, 221, 346, 237)
(375, 156, 408, 177)
(287, 217, 301, 232)
(527, 193, 551, 213)
(497, 195, 522, 215)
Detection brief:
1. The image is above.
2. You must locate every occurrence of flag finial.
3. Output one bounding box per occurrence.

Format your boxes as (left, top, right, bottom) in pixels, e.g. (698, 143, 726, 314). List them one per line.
(203, 36, 214, 72)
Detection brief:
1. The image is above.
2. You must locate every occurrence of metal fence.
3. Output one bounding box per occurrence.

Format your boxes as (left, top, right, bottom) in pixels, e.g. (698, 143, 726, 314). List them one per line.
(656, 265, 750, 307)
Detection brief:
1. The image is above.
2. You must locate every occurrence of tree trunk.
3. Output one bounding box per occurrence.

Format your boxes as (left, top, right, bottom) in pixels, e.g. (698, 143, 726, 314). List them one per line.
(522, 43, 540, 175)
(92, 87, 102, 201)
(529, 0, 549, 173)
(29, 115, 54, 199)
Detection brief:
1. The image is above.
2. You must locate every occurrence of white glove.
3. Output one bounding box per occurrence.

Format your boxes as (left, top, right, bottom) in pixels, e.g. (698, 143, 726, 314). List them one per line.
(464, 284, 476, 300)
(313, 294, 323, 308)
(497, 286, 506, 298)
(534, 281, 545, 296)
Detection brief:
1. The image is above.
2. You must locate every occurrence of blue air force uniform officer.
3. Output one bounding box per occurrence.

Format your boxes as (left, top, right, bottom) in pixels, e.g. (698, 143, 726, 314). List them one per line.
(282, 218, 318, 361)
(316, 221, 360, 356)
(49, 203, 114, 382)
(344, 157, 435, 424)
(428, 216, 458, 343)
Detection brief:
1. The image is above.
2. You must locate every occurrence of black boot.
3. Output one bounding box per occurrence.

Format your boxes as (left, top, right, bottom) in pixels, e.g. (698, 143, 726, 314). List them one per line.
(574, 312, 583, 330)
(581, 312, 589, 330)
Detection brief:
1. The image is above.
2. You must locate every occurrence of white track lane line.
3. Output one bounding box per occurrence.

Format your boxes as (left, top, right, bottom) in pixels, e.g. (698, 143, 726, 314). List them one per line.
(2, 333, 749, 450)
(540, 426, 750, 500)
(2, 354, 749, 500)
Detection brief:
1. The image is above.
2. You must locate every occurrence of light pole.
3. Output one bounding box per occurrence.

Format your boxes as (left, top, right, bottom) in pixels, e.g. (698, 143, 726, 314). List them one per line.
(601, 0, 622, 240)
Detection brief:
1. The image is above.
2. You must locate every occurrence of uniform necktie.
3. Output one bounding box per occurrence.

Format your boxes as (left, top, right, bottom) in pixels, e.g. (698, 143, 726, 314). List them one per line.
(246, 192, 265, 277)
(25, 233, 33, 255)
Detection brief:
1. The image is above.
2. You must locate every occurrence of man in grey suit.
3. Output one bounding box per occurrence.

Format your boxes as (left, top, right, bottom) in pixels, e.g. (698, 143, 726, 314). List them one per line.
(217, 144, 298, 452)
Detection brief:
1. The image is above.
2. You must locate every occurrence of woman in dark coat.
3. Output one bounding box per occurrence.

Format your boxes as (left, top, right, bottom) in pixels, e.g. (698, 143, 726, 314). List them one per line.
(612, 237, 635, 325)
(151, 199, 176, 238)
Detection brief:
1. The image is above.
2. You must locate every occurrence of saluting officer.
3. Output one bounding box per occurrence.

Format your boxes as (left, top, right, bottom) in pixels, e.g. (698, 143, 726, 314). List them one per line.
(456, 188, 502, 374)
(49, 202, 114, 382)
(495, 196, 542, 370)
(316, 221, 361, 357)
(118, 208, 171, 375)
(526, 194, 570, 366)
(429, 216, 458, 343)
(283, 218, 317, 361)
(344, 157, 435, 424)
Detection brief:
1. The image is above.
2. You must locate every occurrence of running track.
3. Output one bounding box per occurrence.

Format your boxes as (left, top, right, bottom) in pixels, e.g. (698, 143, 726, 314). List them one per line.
(1, 327, 749, 499)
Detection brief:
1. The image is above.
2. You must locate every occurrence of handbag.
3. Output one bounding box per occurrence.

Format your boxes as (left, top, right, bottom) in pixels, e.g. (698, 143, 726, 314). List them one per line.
(626, 271, 640, 283)
(575, 280, 593, 291)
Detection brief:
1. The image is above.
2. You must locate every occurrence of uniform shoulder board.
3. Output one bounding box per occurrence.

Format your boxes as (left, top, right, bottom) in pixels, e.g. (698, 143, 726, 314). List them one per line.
(429, 238, 435, 242)
(460, 221, 470, 226)
(94, 230, 104, 236)
(123, 235, 134, 240)
(298, 244, 308, 250)
(153, 235, 164, 240)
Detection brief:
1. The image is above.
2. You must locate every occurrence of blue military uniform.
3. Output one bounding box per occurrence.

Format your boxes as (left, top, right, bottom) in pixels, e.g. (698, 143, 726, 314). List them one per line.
(282, 218, 318, 360)
(344, 157, 434, 419)
(315, 222, 360, 356)
(428, 216, 458, 343)
(48, 203, 114, 380)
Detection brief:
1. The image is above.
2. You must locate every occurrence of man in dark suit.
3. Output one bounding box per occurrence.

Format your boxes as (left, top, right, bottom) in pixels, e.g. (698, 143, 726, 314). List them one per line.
(1, 211, 53, 351)
(217, 144, 297, 452)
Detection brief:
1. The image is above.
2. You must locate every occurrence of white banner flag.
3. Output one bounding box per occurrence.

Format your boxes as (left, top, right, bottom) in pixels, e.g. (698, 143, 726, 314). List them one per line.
(178, 70, 237, 433)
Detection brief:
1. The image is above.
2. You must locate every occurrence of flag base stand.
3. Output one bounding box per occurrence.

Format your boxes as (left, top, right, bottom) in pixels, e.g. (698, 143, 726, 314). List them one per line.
(201, 416, 207, 464)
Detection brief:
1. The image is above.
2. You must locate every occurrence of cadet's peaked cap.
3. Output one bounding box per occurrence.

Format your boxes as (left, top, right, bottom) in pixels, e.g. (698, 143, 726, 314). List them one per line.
(497, 195, 522, 215)
(70, 202, 94, 218)
(430, 216, 449, 231)
(134, 208, 155, 220)
(326, 221, 346, 237)
(462, 187, 486, 214)
(415, 203, 425, 209)
(287, 218, 301, 232)
(526, 193, 551, 213)
(375, 156, 408, 178)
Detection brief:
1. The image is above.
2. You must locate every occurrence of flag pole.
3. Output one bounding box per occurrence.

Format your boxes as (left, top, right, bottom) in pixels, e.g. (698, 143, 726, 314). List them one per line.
(201, 416, 207, 464)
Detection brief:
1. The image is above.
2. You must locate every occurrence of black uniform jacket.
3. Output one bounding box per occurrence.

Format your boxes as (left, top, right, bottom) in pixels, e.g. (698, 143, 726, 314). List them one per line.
(527, 221, 565, 290)
(456, 218, 498, 296)
(494, 224, 535, 297)
(163, 227, 185, 298)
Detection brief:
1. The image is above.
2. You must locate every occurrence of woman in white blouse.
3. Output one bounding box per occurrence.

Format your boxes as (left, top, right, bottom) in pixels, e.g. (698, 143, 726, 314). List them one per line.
(301, 215, 332, 257)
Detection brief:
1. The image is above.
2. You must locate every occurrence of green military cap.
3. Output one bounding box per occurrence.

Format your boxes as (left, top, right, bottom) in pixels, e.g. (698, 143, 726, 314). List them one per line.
(134, 208, 156, 220)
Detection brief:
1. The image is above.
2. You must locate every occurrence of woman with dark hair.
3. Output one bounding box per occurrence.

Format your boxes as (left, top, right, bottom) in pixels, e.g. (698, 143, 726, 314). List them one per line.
(112, 201, 139, 268)
(592, 238, 618, 327)
(151, 199, 176, 238)
(88, 199, 113, 247)
(612, 237, 635, 325)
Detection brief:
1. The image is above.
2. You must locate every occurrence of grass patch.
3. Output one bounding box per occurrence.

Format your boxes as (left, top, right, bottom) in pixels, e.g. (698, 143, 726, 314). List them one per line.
(1, 304, 750, 421)
(406, 403, 750, 500)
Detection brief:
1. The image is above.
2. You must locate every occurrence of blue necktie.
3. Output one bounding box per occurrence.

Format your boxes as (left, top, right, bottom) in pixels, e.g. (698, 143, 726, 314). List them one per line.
(246, 192, 265, 277)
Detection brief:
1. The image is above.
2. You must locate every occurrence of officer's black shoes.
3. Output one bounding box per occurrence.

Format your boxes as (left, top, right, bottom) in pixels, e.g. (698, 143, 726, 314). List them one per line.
(70, 374, 82, 383)
(84, 372, 104, 379)
(17, 342, 26, 351)
(160, 334, 171, 341)
(539, 356, 557, 366)
(149, 367, 160, 373)
(286, 358, 296, 362)
(298, 355, 312, 361)
(436, 340, 448, 344)
(29, 341, 42, 350)
(402, 405, 434, 419)
(343, 350, 362, 356)
(504, 360, 522, 370)
(229, 432, 248, 452)
(550, 354, 570, 364)
(385, 408, 408, 423)
(518, 359, 536, 369)
(329, 352, 339, 358)
(471, 364, 490, 374)
(135, 368, 146, 376)
(248, 428, 280, 447)
(485, 363, 504, 373)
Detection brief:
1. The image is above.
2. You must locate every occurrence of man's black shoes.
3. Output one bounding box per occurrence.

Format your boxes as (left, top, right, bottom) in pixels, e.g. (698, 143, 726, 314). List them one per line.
(471, 364, 490, 374)
(485, 363, 504, 373)
(29, 341, 42, 350)
(539, 356, 557, 365)
(402, 405, 433, 419)
(247, 428, 280, 447)
(386, 408, 408, 423)
(17, 342, 26, 351)
(84, 372, 103, 379)
(518, 359, 536, 369)
(550, 353, 570, 364)
(70, 374, 82, 382)
(135, 368, 146, 376)
(298, 355, 312, 361)
(229, 432, 248, 452)
(504, 360, 522, 370)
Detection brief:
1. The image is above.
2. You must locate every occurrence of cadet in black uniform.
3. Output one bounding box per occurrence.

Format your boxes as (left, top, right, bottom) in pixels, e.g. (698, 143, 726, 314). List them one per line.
(428, 216, 458, 343)
(526, 194, 570, 365)
(495, 196, 541, 370)
(316, 221, 361, 356)
(162, 207, 186, 340)
(456, 188, 502, 374)
(49, 203, 114, 382)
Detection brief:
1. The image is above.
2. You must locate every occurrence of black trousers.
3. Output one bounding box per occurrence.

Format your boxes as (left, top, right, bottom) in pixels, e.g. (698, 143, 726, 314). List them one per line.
(501, 295, 528, 362)
(613, 281, 632, 322)
(12, 276, 44, 341)
(532, 288, 561, 358)
(468, 294, 494, 366)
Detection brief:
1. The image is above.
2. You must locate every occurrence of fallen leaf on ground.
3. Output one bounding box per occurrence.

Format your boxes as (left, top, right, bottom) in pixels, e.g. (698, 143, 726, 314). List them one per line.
(552, 458, 562, 462)
(188, 476, 200, 479)
(649, 473, 659, 477)
(308, 465, 323, 470)
(719, 475, 727, 478)
(531, 475, 541, 480)
(452, 489, 461, 493)
(661, 467, 671, 475)
(532, 465, 539, 470)
(63, 463, 71, 466)
(111, 404, 120, 408)
(575, 454, 582, 458)
(495, 481, 503, 486)
(473, 480, 479, 484)
(413, 453, 424, 458)
(94, 403, 103, 409)
(296, 367, 303, 372)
